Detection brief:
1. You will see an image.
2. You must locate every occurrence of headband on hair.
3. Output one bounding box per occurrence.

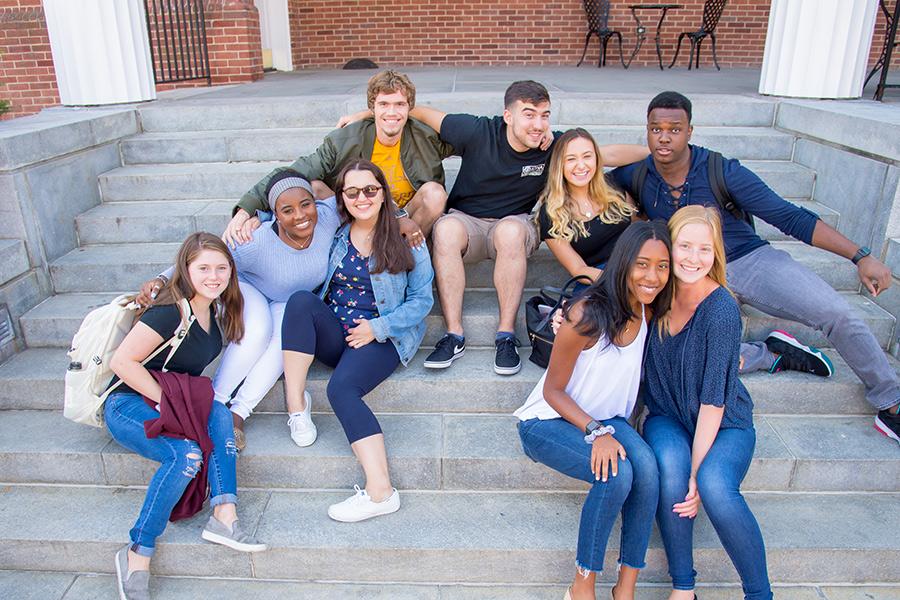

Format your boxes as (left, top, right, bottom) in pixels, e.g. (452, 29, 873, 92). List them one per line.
(267, 177, 314, 212)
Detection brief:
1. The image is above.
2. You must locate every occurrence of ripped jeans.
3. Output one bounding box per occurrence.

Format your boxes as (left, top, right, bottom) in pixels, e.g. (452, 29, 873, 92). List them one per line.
(105, 392, 239, 556)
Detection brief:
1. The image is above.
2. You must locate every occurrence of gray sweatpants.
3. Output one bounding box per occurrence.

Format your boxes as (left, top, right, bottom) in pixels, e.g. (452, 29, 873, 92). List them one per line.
(730, 244, 899, 411)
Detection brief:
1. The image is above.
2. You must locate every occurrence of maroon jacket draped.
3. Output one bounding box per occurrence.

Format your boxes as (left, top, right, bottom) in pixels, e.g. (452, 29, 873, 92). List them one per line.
(143, 371, 214, 522)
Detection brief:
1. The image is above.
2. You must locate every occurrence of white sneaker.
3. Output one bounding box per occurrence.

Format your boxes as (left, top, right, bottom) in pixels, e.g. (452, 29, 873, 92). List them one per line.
(287, 391, 317, 447)
(327, 485, 400, 523)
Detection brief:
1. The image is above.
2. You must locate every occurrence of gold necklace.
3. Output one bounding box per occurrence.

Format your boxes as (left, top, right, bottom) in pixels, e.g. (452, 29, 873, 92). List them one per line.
(282, 225, 312, 249)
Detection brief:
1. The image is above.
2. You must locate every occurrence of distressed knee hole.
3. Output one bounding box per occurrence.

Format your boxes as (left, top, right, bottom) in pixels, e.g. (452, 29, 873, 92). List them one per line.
(183, 452, 202, 478)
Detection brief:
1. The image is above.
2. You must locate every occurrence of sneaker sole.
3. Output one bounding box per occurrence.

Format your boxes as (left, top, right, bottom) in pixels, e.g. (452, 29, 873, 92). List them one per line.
(766, 329, 834, 377)
(874, 415, 900, 444)
(328, 498, 401, 523)
(114, 548, 128, 600)
(200, 529, 267, 552)
(423, 349, 465, 369)
(493, 361, 522, 376)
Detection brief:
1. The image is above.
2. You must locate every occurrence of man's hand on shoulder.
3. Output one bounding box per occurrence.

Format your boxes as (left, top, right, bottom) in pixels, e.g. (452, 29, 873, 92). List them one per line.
(336, 109, 373, 128)
(223, 209, 259, 248)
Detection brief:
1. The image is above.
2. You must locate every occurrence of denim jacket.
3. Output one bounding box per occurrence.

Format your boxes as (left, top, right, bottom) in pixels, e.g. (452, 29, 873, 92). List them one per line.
(319, 224, 434, 365)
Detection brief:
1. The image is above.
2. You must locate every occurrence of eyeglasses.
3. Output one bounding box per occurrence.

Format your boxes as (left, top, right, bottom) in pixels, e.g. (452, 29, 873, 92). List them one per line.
(342, 185, 383, 200)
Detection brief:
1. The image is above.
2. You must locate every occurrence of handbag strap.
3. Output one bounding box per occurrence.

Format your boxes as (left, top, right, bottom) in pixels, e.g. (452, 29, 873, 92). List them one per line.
(535, 275, 594, 331)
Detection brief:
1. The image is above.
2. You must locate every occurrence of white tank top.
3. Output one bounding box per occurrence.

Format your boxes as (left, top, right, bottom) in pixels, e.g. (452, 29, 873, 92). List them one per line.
(514, 306, 647, 422)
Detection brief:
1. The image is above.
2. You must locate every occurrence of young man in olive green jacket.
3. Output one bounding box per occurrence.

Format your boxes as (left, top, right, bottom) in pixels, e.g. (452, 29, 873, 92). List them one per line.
(224, 70, 454, 247)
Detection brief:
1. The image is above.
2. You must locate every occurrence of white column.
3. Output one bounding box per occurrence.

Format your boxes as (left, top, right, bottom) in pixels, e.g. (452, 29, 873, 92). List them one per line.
(43, 0, 156, 105)
(254, 0, 293, 71)
(759, 0, 878, 99)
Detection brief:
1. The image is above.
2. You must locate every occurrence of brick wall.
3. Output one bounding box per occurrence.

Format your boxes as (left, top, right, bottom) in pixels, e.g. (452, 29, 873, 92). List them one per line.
(288, 0, 304, 71)
(0, 0, 58, 119)
(294, 0, 770, 68)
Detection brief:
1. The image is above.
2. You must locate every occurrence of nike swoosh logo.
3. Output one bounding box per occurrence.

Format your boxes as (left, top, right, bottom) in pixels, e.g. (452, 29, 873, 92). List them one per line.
(454, 345, 464, 353)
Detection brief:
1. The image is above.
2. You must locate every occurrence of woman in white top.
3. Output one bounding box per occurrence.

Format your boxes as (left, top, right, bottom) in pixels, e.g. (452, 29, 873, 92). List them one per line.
(515, 220, 673, 600)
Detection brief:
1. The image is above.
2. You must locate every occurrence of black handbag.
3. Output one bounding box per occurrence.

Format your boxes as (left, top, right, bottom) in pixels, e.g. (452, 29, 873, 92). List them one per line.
(525, 275, 593, 369)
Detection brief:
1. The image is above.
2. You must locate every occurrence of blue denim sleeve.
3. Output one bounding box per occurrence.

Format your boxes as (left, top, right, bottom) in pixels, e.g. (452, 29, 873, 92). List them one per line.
(723, 158, 818, 244)
(697, 293, 742, 408)
(368, 245, 434, 343)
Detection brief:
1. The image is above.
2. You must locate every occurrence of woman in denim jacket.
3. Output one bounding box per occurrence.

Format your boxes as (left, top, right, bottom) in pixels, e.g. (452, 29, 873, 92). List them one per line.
(282, 159, 434, 523)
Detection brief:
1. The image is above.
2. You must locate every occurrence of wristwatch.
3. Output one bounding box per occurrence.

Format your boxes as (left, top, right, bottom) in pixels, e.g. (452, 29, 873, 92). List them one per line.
(851, 246, 871, 265)
(584, 419, 602, 435)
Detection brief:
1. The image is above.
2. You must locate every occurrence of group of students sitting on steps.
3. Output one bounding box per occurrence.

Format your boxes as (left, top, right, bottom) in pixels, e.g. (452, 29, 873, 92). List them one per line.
(102, 71, 900, 600)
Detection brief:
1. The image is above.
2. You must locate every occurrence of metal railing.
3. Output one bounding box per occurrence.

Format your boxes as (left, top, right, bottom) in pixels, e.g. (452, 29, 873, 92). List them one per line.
(143, 0, 211, 85)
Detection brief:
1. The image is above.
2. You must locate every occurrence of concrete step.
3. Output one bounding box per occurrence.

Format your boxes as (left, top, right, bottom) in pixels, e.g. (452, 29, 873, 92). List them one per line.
(4, 571, 896, 600)
(120, 126, 795, 165)
(0, 239, 30, 287)
(1, 410, 897, 492)
(45, 238, 857, 296)
(97, 159, 815, 204)
(0, 347, 889, 417)
(135, 93, 778, 132)
(75, 200, 232, 245)
(0, 484, 896, 584)
(74, 197, 835, 245)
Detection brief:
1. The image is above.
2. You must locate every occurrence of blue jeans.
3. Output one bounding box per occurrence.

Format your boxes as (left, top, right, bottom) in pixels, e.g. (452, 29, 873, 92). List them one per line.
(105, 392, 239, 556)
(643, 415, 772, 600)
(518, 416, 659, 573)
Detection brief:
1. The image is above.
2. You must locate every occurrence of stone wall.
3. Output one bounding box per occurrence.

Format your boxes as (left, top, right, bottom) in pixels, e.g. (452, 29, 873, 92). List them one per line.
(0, 108, 138, 358)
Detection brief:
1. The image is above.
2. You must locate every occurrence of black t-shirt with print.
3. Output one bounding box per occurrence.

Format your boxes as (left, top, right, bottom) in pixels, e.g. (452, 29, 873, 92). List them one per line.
(537, 203, 631, 268)
(441, 114, 563, 219)
(110, 303, 223, 397)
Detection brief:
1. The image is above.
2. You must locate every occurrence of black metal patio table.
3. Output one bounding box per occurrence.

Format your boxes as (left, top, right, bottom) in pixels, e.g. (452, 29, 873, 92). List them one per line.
(626, 3, 682, 70)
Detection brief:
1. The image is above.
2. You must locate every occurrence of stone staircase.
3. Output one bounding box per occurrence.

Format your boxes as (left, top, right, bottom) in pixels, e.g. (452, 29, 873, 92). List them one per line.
(1, 94, 899, 597)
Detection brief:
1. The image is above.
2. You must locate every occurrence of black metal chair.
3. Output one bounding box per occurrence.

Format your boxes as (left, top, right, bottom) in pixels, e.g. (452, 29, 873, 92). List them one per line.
(865, 0, 900, 100)
(668, 0, 728, 70)
(576, 0, 627, 68)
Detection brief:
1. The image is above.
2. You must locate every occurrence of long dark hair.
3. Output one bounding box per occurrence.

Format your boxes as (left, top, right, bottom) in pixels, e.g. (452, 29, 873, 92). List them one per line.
(334, 159, 414, 274)
(150, 232, 244, 343)
(565, 220, 673, 345)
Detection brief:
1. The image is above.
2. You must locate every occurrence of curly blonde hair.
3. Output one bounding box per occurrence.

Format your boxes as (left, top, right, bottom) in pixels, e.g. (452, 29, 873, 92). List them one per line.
(367, 70, 416, 110)
(536, 128, 633, 242)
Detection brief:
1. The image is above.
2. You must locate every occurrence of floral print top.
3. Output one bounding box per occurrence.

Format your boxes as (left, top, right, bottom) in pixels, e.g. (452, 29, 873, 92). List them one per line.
(327, 240, 380, 334)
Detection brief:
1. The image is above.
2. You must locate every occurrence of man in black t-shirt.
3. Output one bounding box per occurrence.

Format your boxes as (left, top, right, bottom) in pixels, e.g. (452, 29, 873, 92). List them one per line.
(413, 81, 647, 375)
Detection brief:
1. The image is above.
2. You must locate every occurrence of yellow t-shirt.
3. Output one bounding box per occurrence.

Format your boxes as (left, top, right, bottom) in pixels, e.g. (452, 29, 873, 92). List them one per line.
(371, 138, 416, 208)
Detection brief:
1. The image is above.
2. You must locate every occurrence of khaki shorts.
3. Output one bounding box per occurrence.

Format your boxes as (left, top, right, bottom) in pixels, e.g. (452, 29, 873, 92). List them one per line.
(436, 209, 540, 264)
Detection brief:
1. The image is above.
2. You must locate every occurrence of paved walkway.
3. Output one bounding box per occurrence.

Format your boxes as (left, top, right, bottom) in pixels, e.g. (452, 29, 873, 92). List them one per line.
(158, 65, 900, 104)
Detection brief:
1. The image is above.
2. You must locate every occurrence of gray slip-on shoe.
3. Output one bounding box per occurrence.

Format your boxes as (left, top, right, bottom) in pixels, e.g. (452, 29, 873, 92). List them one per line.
(201, 516, 267, 552)
(114, 545, 150, 600)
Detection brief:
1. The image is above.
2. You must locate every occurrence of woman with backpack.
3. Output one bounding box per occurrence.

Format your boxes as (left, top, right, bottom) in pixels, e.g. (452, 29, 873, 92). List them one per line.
(515, 221, 673, 600)
(107, 232, 266, 600)
(280, 159, 433, 522)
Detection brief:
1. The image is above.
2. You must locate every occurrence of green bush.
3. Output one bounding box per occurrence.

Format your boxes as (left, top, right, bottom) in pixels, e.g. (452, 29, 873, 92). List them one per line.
(0, 100, 8, 116)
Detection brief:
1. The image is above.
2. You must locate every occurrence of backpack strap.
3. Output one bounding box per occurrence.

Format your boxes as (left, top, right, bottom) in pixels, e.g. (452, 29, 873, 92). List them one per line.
(707, 150, 754, 229)
(160, 298, 196, 373)
(629, 161, 649, 214)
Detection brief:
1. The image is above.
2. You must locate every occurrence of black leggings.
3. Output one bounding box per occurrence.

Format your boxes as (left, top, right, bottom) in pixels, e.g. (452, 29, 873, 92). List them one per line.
(282, 291, 400, 443)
